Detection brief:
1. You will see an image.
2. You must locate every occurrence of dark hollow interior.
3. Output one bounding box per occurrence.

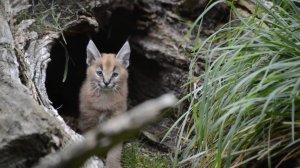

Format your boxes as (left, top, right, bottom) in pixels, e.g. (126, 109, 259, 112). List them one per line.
(46, 7, 166, 119)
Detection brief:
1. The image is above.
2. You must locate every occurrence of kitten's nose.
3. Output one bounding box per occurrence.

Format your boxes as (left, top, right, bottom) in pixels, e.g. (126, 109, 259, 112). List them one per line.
(104, 81, 109, 86)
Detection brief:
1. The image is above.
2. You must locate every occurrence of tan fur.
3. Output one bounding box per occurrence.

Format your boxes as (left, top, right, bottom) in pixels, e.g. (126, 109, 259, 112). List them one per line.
(79, 53, 128, 168)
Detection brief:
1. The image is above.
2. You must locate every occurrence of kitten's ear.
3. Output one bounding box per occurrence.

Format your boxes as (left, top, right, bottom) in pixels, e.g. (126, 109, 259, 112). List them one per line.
(86, 40, 101, 65)
(116, 41, 130, 68)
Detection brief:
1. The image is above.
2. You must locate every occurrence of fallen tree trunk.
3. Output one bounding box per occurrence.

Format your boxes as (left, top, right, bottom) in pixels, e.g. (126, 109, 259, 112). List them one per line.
(0, 0, 230, 167)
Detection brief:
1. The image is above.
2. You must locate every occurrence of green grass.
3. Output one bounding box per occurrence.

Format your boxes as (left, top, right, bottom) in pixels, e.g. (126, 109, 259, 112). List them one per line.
(122, 142, 170, 168)
(169, 0, 300, 167)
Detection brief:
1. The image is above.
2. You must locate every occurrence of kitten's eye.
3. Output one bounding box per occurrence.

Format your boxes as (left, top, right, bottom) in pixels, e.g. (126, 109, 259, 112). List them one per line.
(97, 71, 103, 76)
(112, 72, 119, 77)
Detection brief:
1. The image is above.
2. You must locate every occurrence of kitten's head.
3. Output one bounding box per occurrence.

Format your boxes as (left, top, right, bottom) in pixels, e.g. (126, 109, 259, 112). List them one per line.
(85, 40, 130, 92)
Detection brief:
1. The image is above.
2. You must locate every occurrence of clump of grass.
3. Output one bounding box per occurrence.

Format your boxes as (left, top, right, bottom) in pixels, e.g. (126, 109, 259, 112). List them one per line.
(122, 142, 170, 168)
(170, 0, 300, 167)
(16, 0, 78, 34)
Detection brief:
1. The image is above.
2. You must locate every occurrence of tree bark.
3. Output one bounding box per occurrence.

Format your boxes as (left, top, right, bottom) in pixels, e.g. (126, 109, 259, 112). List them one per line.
(0, 1, 104, 168)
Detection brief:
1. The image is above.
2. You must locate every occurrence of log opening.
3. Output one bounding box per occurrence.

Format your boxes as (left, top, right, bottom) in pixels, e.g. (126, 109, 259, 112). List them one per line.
(45, 7, 177, 130)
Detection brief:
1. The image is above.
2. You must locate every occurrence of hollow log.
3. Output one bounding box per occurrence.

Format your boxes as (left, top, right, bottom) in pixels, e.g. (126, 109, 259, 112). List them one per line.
(0, 0, 230, 167)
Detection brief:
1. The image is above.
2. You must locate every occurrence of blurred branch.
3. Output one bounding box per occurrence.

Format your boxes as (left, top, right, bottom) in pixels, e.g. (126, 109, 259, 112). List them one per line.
(35, 93, 177, 168)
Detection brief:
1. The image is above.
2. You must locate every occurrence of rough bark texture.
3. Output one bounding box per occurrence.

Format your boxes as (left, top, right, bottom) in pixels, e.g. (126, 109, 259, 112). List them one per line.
(0, 1, 58, 167)
(0, 0, 230, 167)
(0, 1, 103, 168)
